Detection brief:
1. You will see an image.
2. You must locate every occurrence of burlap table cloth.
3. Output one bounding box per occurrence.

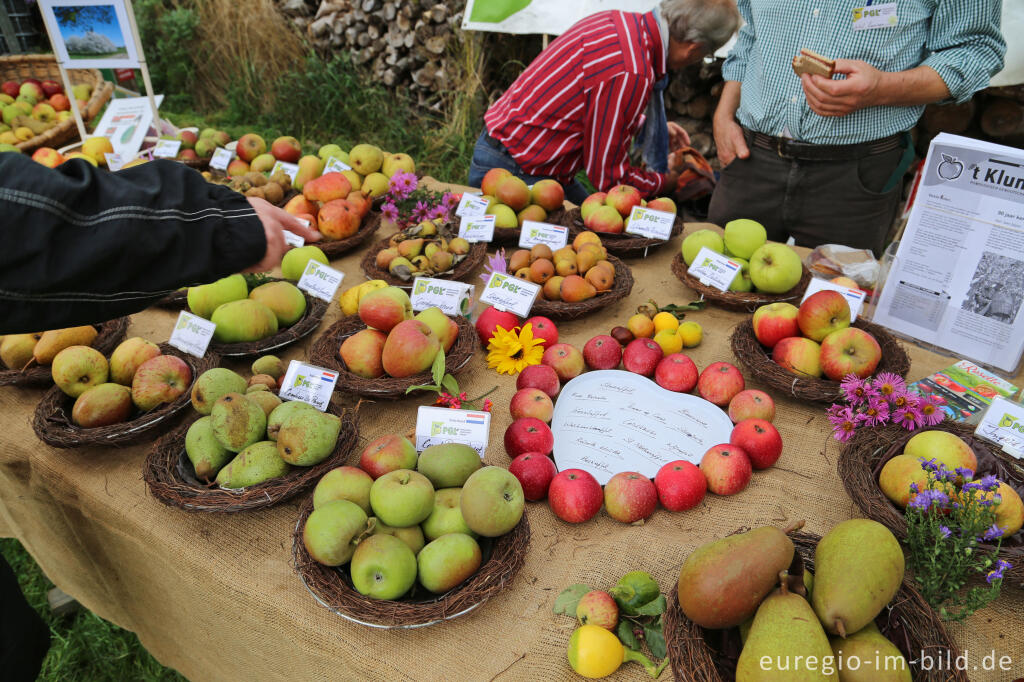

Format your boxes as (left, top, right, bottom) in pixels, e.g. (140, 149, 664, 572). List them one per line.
(1, 179, 1022, 681)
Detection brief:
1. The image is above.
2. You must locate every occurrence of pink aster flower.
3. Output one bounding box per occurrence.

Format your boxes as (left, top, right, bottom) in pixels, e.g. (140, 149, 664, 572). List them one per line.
(428, 203, 449, 221)
(893, 405, 925, 430)
(380, 200, 399, 223)
(889, 389, 919, 411)
(840, 375, 878, 405)
(918, 395, 945, 426)
(829, 406, 858, 442)
(388, 170, 417, 199)
(442, 191, 461, 210)
(411, 200, 430, 223)
(859, 398, 890, 427)
(873, 372, 906, 398)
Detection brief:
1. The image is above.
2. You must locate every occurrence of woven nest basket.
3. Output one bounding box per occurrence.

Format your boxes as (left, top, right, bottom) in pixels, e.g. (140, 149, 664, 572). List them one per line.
(0, 316, 129, 387)
(31, 343, 216, 448)
(838, 421, 1024, 586)
(559, 207, 684, 258)
(292, 498, 530, 628)
(489, 208, 568, 245)
(512, 254, 634, 321)
(207, 291, 327, 359)
(0, 54, 113, 153)
(729, 318, 910, 403)
(154, 289, 188, 310)
(318, 212, 381, 259)
(308, 315, 477, 400)
(143, 401, 359, 512)
(360, 239, 487, 288)
(663, 530, 966, 682)
(671, 252, 812, 312)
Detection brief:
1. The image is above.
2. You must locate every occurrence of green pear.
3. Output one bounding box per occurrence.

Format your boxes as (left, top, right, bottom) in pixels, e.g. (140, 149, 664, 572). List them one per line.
(210, 299, 279, 343)
(215, 441, 290, 488)
(210, 393, 267, 452)
(187, 274, 248, 320)
(276, 411, 341, 466)
(251, 355, 286, 381)
(191, 368, 247, 415)
(302, 499, 371, 566)
(416, 443, 482, 488)
(281, 246, 328, 281)
(1, 333, 40, 369)
(370, 519, 425, 555)
(421, 488, 477, 541)
(185, 416, 233, 481)
(830, 622, 911, 682)
(266, 400, 316, 440)
(317, 144, 345, 161)
(245, 390, 281, 416)
(292, 154, 324, 191)
(248, 281, 307, 327)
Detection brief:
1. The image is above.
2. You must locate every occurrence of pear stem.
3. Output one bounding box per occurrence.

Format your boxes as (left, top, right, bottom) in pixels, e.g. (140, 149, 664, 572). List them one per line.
(835, 619, 847, 638)
(778, 570, 790, 595)
(783, 520, 806, 535)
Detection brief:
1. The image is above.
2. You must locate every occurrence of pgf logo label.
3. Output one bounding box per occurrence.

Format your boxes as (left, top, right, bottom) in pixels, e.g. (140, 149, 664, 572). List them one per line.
(431, 422, 457, 436)
(999, 414, 1024, 434)
(293, 374, 313, 390)
(415, 281, 428, 295)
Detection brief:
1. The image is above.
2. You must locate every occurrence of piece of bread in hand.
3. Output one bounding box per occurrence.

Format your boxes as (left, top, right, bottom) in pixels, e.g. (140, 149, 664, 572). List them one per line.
(792, 49, 835, 78)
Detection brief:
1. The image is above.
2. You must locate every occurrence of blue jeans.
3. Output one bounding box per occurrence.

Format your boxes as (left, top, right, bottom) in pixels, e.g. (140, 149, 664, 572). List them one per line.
(467, 130, 591, 205)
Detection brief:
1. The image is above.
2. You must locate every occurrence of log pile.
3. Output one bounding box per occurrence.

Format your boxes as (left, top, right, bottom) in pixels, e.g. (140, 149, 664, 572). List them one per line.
(664, 59, 724, 166)
(918, 86, 1024, 154)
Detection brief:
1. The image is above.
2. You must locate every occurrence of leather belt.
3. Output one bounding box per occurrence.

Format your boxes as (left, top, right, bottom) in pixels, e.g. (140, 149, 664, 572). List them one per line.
(743, 128, 904, 161)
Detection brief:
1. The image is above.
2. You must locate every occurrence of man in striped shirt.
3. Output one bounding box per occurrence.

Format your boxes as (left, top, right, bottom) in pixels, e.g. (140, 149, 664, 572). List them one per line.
(708, 0, 1005, 255)
(468, 0, 740, 204)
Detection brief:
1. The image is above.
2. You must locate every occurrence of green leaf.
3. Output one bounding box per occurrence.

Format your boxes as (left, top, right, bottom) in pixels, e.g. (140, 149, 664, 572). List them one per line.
(617, 619, 641, 651)
(431, 348, 446, 386)
(405, 384, 440, 394)
(553, 584, 591, 616)
(644, 623, 667, 659)
(441, 374, 460, 397)
(634, 594, 667, 616)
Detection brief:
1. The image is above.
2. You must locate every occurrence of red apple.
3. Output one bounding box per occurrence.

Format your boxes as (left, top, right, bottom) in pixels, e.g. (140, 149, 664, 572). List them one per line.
(697, 362, 745, 406)
(603, 472, 657, 523)
(727, 389, 776, 423)
(582, 335, 622, 370)
(475, 305, 520, 345)
(358, 434, 418, 479)
(819, 327, 882, 381)
(730, 419, 783, 470)
(797, 290, 851, 342)
(1, 81, 19, 98)
(654, 461, 706, 511)
(576, 590, 618, 630)
(509, 388, 554, 423)
(752, 302, 800, 348)
(480, 167, 512, 197)
(517, 364, 560, 398)
(773, 337, 822, 378)
(548, 469, 603, 523)
(622, 338, 662, 377)
(524, 315, 558, 348)
(507, 452, 557, 501)
(270, 135, 302, 163)
(130, 355, 192, 412)
(41, 80, 62, 97)
(654, 353, 698, 392)
(235, 133, 266, 163)
(541, 343, 584, 382)
(700, 444, 752, 496)
(504, 417, 554, 458)
(604, 184, 643, 218)
(579, 192, 608, 222)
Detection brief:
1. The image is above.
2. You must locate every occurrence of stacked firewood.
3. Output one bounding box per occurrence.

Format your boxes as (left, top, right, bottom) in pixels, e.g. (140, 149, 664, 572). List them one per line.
(918, 84, 1024, 153)
(664, 59, 724, 166)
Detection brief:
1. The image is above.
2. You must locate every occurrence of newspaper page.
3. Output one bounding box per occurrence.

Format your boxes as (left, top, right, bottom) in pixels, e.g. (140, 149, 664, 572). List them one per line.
(872, 133, 1024, 374)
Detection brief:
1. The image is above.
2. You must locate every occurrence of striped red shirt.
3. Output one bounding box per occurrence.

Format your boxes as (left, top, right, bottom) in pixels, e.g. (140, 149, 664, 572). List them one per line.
(484, 10, 668, 197)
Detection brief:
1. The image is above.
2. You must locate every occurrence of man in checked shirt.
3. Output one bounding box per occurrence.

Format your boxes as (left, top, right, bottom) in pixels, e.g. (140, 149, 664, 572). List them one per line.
(469, 0, 741, 204)
(709, 0, 1006, 255)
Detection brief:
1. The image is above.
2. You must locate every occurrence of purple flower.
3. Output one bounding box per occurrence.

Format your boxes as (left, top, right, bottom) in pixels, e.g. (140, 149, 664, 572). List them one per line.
(918, 395, 945, 426)
(955, 467, 976, 480)
(388, 170, 417, 199)
(480, 248, 508, 285)
(934, 464, 957, 483)
(860, 399, 890, 427)
(380, 200, 399, 223)
(919, 457, 938, 472)
(909, 482, 920, 494)
(841, 375, 872, 405)
(893, 406, 924, 431)
(987, 559, 1011, 584)
(428, 204, 449, 221)
(411, 200, 430, 223)
(829, 406, 858, 442)
(981, 524, 1004, 541)
(442, 192, 461, 210)
(908, 488, 949, 511)
(980, 474, 999, 492)
(939, 525, 952, 539)
(873, 372, 906, 397)
(889, 390, 919, 411)
(961, 481, 981, 493)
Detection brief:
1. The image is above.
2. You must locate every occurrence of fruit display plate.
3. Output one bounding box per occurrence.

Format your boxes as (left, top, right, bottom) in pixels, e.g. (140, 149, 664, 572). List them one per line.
(558, 207, 684, 258)
(838, 422, 1024, 587)
(513, 254, 634, 321)
(0, 316, 130, 388)
(207, 290, 328, 359)
(143, 401, 358, 512)
(729, 317, 910, 403)
(360, 238, 487, 289)
(318, 211, 381, 259)
(31, 343, 217, 448)
(663, 530, 967, 682)
(308, 314, 477, 400)
(292, 497, 530, 628)
(671, 252, 812, 313)
(489, 208, 567, 245)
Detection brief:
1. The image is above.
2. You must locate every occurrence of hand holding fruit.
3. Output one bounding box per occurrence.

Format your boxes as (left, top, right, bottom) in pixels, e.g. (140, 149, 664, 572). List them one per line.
(244, 197, 321, 273)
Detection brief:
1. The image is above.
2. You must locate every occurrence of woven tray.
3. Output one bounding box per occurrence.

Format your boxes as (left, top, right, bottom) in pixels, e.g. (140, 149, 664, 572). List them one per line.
(360, 239, 487, 288)
(515, 254, 634, 321)
(838, 422, 1024, 587)
(663, 530, 966, 682)
(490, 208, 568, 245)
(0, 54, 113, 153)
(729, 317, 910, 403)
(206, 291, 327, 359)
(319, 211, 381, 259)
(308, 315, 477, 400)
(672, 252, 813, 313)
(293, 497, 530, 628)
(143, 401, 359, 512)
(558, 207, 684, 258)
(0, 317, 129, 388)
(31, 343, 216, 448)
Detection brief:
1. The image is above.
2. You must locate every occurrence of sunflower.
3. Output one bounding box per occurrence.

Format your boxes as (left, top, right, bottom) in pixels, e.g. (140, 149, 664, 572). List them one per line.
(487, 323, 545, 375)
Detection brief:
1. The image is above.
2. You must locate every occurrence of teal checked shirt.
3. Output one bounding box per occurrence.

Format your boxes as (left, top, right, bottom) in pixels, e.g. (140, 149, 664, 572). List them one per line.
(722, 0, 1006, 144)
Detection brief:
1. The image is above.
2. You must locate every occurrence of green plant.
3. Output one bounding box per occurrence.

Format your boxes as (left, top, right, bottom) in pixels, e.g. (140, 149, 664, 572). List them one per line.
(134, 0, 200, 111)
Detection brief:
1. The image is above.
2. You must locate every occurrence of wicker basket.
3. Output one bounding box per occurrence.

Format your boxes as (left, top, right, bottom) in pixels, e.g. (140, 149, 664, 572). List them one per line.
(0, 316, 129, 387)
(513, 254, 634, 321)
(143, 401, 359, 512)
(0, 54, 113, 153)
(671, 252, 812, 313)
(838, 422, 1024, 586)
(293, 496, 530, 628)
(558, 207, 684, 258)
(663, 530, 967, 682)
(729, 317, 910, 403)
(490, 208, 568, 245)
(32, 343, 216, 448)
(206, 291, 328, 359)
(360, 238, 487, 289)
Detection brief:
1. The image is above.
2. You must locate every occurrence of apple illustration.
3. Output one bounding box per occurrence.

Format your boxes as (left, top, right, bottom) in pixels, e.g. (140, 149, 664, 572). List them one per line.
(509, 388, 554, 423)
(516, 364, 560, 398)
(752, 302, 800, 348)
(819, 327, 882, 380)
(525, 315, 558, 348)
(700, 444, 752, 496)
(622, 338, 662, 377)
(730, 419, 783, 470)
(131, 354, 192, 411)
(582, 335, 622, 370)
(603, 472, 657, 523)
(508, 452, 557, 501)
(773, 337, 823, 378)
(697, 361, 745, 406)
(655, 353, 698, 392)
(797, 290, 851, 342)
(727, 389, 776, 423)
(548, 469, 603, 523)
(937, 153, 963, 180)
(541, 343, 584, 382)
(504, 417, 554, 457)
(654, 461, 706, 511)
(475, 306, 520, 345)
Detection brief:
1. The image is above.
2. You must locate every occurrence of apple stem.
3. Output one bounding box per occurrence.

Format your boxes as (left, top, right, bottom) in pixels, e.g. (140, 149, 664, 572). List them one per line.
(778, 570, 790, 595)
(622, 647, 665, 677)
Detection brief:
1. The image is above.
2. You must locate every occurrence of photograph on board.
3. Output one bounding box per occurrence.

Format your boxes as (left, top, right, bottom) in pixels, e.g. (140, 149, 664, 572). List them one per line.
(38, 0, 140, 69)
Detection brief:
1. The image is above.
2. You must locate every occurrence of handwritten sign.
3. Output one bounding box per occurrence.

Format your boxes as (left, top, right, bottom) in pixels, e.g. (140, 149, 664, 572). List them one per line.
(479, 272, 540, 317)
(278, 360, 338, 411)
(800, 277, 868, 322)
(625, 206, 674, 240)
(458, 214, 495, 243)
(551, 370, 734, 485)
(456, 194, 490, 218)
(104, 153, 125, 171)
(686, 247, 742, 291)
(415, 406, 491, 456)
(323, 156, 351, 174)
(411, 278, 475, 316)
(271, 160, 299, 182)
(297, 260, 344, 303)
(209, 147, 234, 171)
(152, 139, 181, 158)
(519, 221, 568, 250)
(168, 311, 216, 358)
(976, 397, 1024, 458)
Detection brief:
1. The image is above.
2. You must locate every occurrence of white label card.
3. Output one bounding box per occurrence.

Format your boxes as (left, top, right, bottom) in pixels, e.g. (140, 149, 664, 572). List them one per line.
(104, 153, 125, 171)
(456, 194, 490, 218)
(271, 161, 299, 181)
(686, 247, 742, 291)
(518, 221, 568, 249)
(411, 278, 475, 315)
(168, 311, 216, 358)
(297, 260, 344, 303)
(415, 406, 491, 456)
(323, 156, 351, 173)
(152, 139, 181, 158)
(282, 230, 305, 248)
(479, 272, 540, 317)
(278, 360, 338, 411)
(625, 206, 674, 240)
(209, 147, 233, 171)
(458, 215, 495, 243)
(800, 278, 868, 322)
(975, 397, 1024, 458)
(852, 3, 898, 31)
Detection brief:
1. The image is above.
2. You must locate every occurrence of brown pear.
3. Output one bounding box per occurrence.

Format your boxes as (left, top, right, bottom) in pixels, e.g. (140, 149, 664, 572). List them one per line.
(33, 326, 98, 365)
(560, 275, 596, 302)
(508, 249, 531, 273)
(528, 259, 554, 284)
(555, 258, 578, 277)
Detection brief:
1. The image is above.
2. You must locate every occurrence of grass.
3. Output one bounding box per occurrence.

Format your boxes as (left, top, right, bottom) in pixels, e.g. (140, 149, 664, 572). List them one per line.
(0, 538, 184, 682)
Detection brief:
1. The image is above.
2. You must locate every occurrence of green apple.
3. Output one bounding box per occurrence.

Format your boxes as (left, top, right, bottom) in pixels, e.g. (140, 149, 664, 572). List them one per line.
(417, 533, 482, 594)
(371, 519, 425, 555)
(317, 144, 346, 161)
(416, 443, 481, 489)
(748, 243, 803, 293)
(723, 219, 767, 260)
(460, 466, 525, 537)
(281, 245, 328, 281)
(369, 469, 435, 528)
(302, 499, 370, 566)
(187, 273, 248, 320)
(421, 488, 478, 541)
(313, 466, 374, 513)
(727, 256, 752, 292)
(350, 533, 417, 600)
(681, 229, 725, 266)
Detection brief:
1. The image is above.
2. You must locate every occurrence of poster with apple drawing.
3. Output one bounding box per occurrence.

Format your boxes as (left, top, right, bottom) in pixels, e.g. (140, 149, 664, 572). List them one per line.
(39, 0, 141, 70)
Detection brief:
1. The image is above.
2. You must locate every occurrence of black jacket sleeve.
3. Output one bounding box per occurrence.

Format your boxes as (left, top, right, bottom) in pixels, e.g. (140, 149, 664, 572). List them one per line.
(0, 154, 267, 333)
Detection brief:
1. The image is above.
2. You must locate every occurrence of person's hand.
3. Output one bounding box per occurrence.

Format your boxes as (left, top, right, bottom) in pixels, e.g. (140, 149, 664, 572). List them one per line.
(712, 115, 749, 167)
(667, 120, 690, 148)
(801, 59, 883, 117)
(244, 196, 321, 273)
